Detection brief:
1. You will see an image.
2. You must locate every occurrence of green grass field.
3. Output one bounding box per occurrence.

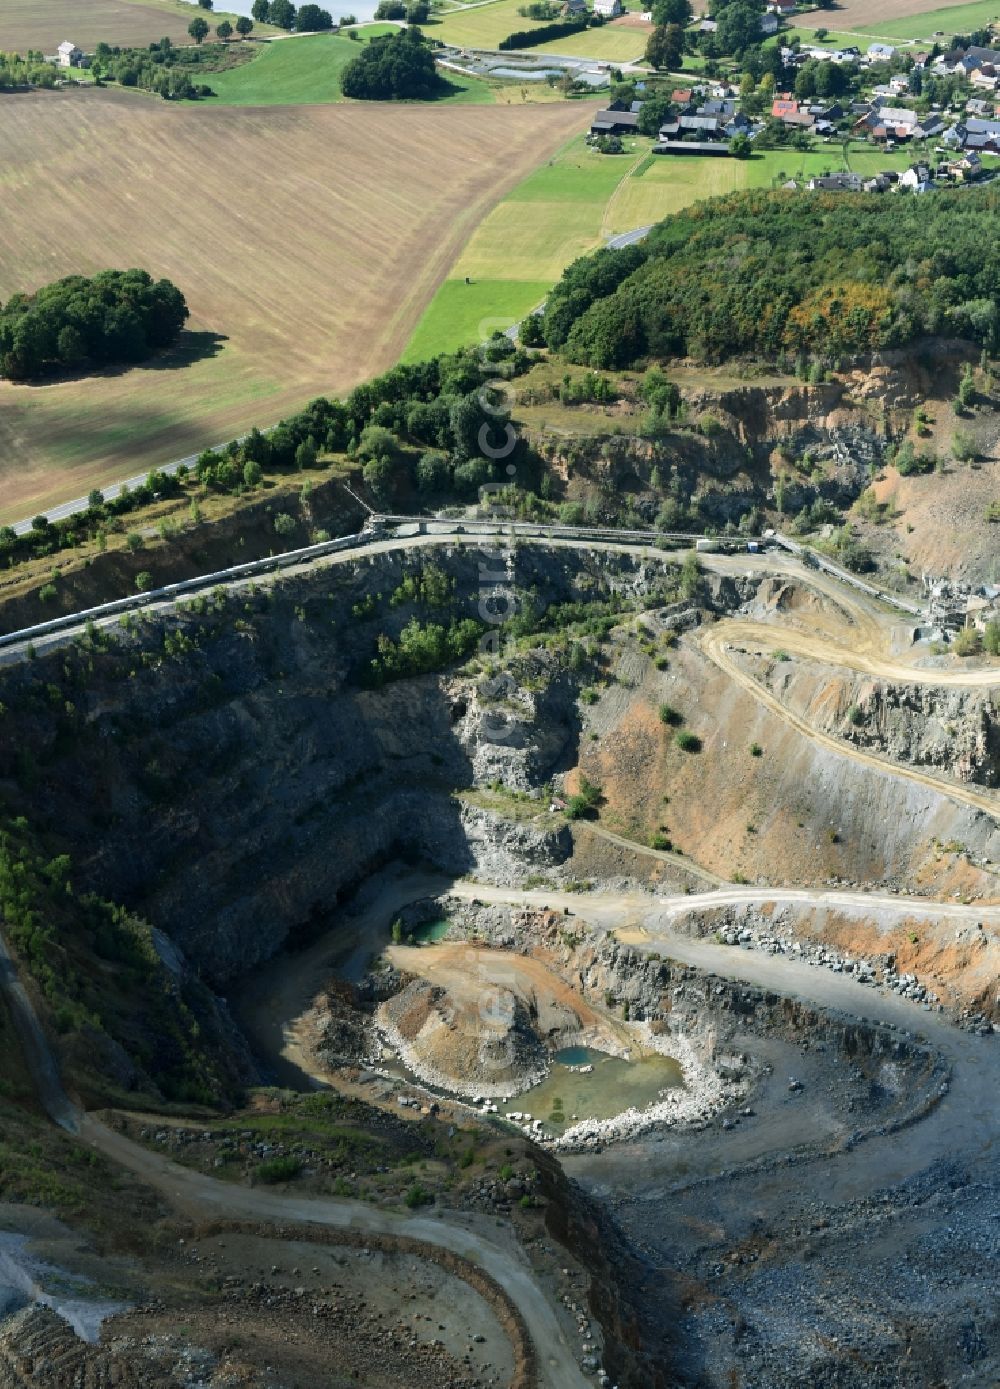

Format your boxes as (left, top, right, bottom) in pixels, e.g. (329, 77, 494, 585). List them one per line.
(425, 0, 550, 49)
(855, 1, 1000, 38)
(403, 137, 921, 361)
(774, 27, 873, 48)
(403, 278, 550, 359)
(204, 28, 494, 105)
(429, 0, 650, 60)
(531, 21, 652, 62)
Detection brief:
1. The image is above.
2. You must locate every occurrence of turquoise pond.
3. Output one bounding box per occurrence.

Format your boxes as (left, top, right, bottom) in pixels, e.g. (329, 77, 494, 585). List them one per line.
(410, 919, 451, 944)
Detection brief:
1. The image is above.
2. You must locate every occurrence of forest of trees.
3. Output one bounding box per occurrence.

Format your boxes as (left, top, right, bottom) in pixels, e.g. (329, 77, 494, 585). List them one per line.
(340, 26, 443, 99)
(0, 270, 189, 382)
(539, 189, 1000, 367)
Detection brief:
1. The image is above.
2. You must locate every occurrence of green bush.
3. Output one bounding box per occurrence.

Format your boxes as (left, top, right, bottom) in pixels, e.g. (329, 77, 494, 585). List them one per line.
(675, 730, 702, 752)
(951, 428, 978, 463)
(564, 775, 602, 819)
(658, 703, 683, 726)
(257, 1155, 302, 1183)
(952, 626, 982, 656)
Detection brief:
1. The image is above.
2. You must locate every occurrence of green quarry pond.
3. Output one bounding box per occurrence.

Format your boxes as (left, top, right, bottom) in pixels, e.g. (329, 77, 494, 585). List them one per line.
(410, 919, 451, 944)
(511, 1046, 684, 1134)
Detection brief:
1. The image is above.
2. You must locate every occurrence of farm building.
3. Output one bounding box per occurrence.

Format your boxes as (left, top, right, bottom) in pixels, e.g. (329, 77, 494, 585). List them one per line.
(593, 0, 624, 15)
(808, 172, 862, 192)
(57, 41, 84, 68)
(590, 109, 639, 135)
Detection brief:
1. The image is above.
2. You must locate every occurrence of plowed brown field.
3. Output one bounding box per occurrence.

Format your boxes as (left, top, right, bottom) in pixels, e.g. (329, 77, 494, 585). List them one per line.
(0, 87, 589, 519)
(0, 0, 267, 52)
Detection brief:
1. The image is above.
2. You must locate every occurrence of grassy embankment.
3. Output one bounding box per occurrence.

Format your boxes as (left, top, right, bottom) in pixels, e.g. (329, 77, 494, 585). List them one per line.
(205, 28, 497, 105)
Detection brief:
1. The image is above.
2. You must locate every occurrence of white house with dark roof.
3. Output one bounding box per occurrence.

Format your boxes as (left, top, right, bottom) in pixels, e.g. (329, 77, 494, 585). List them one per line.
(57, 41, 84, 67)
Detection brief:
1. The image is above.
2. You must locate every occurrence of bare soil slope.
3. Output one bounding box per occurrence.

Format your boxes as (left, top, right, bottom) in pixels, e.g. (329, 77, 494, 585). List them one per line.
(0, 87, 588, 520)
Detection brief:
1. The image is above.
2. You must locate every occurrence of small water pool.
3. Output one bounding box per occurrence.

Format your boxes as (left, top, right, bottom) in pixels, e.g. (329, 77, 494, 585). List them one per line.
(513, 1046, 683, 1133)
(410, 918, 450, 944)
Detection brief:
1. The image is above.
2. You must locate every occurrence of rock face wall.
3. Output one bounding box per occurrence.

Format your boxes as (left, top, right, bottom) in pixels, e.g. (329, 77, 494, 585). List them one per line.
(0, 545, 663, 983)
(0, 543, 992, 986)
(765, 662, 1000, 788)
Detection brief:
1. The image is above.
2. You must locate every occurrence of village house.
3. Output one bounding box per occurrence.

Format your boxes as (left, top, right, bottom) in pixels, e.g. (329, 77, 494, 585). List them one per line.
(899, 162, 933, 192)
(863, 170, 898, 192)
(593, 0, 624, 15)
(946, 115, 1000, 150)
(808, 172, 862, 192)
(945, 150, 983, 180)
(56, 41, 84, 68)
(866, 42, 896, 62)
(759, 13, 779, 35)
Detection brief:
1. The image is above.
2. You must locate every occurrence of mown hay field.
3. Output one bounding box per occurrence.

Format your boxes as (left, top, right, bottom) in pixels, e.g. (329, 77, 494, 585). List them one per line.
(0, 87, 588, 520)
(0, 0, 275, 53)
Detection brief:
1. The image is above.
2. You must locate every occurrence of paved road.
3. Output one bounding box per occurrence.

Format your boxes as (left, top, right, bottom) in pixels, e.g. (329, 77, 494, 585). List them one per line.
(605, 225, 652, 249)
(10, 445, 215, 537)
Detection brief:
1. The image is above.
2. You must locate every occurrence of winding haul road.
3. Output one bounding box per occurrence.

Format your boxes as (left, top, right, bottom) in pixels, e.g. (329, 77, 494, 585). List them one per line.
(0, 917, 590, 1389)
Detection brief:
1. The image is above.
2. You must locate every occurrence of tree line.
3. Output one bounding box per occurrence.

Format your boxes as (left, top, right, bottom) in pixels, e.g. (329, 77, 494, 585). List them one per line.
(0, 50, 58, 90)
(249, 0, 339, 30)
(196, 336, 528, 507)
(537, 189, 1000, 367)
(498, 17, 588, 50)
(0, 270, 189, 382)
(92, 36, 231, 96)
